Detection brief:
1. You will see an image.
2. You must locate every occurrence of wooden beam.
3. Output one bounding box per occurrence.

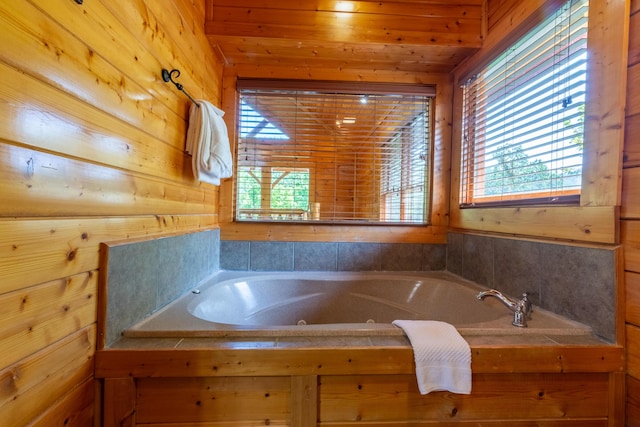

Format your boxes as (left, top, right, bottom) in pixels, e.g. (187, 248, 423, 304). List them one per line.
(291, 375, 318, 427)
(95, 345, 624, 378)
(103, 378, 136, 427)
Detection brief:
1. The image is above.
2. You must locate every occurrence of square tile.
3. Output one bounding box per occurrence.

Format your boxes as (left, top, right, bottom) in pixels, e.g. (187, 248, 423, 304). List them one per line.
(294, 242, 337, 271)
(380, 243, 423, 271)
(250, 241, 294, 271)
(220, 240, 250, 270)
(337, 242, 381, 271)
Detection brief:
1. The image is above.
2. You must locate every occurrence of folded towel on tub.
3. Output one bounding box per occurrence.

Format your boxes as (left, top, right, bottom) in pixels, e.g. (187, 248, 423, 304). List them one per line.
(392, 320, 471, 395)
(185, 100, 232, 185)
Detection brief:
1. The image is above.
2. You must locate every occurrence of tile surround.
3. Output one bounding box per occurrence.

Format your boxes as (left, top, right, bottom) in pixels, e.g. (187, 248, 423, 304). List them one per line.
(250, 241, 294, 271)
(220, 240, 447, 272)
(446, 231, 616, 342)
(105, 229, 617, 346)
(294, 242, 338, 271)
(104, 229, 219, 347)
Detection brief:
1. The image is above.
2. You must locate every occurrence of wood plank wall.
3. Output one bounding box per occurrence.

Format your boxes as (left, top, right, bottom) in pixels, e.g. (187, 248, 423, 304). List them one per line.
(0, 0, 222, 425)
(625, 0, 640, 424)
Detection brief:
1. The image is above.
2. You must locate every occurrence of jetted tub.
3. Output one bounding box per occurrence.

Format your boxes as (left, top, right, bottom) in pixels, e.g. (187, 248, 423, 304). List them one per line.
(124, 270, 593, 338)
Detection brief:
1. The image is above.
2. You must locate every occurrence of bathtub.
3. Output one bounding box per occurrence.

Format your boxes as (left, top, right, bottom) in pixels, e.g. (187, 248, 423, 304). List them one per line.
(124, 270, 592, 338)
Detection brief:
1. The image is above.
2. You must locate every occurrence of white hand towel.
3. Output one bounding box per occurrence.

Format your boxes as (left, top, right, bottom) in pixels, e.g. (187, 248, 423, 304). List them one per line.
(185, 100, 232, 185)
(392, 320, 471, 395)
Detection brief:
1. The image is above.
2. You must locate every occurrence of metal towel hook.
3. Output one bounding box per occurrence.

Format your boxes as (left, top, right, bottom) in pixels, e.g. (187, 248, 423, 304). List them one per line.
(161, 68, 199, 107)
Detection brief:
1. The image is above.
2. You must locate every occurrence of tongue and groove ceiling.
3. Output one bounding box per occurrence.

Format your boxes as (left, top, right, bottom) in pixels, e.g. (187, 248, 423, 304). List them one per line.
(204, 1, 485, 73)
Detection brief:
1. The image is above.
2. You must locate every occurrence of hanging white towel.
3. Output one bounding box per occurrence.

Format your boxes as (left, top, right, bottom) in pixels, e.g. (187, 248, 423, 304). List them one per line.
(392, 320, 472, 395)
(185, 100, 232, 185)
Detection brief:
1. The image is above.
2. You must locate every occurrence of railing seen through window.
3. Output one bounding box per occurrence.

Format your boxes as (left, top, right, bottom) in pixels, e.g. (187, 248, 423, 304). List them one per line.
(235, 81, 433, 224)
(460, 0, 588, 207)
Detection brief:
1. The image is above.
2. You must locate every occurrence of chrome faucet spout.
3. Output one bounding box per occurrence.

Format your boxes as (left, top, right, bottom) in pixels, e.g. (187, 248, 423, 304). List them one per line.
(477, 289, 517, 310)
(476, 289, 532, 327)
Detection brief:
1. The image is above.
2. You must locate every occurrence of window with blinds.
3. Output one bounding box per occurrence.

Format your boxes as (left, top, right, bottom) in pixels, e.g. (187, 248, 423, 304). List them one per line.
(235, 81, 433, 224)
(460, 0, 588, 207)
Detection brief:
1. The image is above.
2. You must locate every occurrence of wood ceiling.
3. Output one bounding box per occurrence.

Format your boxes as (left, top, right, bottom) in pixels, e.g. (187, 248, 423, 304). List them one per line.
(204, 0, 485, 74)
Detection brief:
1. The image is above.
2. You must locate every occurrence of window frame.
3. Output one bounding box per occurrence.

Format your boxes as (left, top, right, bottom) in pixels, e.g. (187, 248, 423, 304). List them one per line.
(219, 73, 452, 244)
(233, 80, 433, 226)
(450, 0, 627, 244)
(460, 0, 588, 208)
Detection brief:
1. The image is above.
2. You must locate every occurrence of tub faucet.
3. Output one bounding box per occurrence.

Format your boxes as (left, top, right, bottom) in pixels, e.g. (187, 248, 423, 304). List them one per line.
(476, 290, 532, 327)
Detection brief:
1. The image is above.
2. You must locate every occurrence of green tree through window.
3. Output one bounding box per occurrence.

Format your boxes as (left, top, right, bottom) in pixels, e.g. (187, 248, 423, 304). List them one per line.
(270, 169, 309, 210)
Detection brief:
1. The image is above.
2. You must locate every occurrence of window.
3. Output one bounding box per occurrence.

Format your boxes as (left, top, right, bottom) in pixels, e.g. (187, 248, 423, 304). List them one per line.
(460, 0, 588, 207)
(237, 167, 310, 220)
(380, 112, 427, 222)
(235, 80, 433, 224)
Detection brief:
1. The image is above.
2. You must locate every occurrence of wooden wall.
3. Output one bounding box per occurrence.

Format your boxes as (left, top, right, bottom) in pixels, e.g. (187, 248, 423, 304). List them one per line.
(625, 0, 640, 424)
(0, 0, 222, 425)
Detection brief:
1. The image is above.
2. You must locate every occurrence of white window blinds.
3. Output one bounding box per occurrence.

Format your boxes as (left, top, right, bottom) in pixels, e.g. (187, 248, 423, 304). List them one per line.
(460, 0, 588, 207)
(235, 81, 433, 224)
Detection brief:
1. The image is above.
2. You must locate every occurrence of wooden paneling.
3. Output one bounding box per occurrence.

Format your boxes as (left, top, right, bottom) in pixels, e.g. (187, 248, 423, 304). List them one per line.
(580, 0, 629, 208)
(206, 0, 483, 74)
(630, 11, 640, 67)
(0, 60, 190, 182)
(95, 346, 624, 379)
(319, 373, 608, 422)
(0, 216, 216, 295)
(291, 375, 318, 427)
(487, 0, 519, 34)
(103, 378, 136, 427)
(209, 38, 477, 74)
(452, 205, 618, 244)
(0, 0, 223, 424)
(628, 324, 640, 379)
(622, 168, 640, 219)
(29, 379, 95, 427)
(629, 64, 640, 118)
(623, 220, 640, 273)
(455, 0, 566, 83)
(136, 376, 291, 424)
(0, 326, 95, 426)
(627, 271, 640, 327)
(0, 1, 184, 146)
(626, 1, 640, 423)
(624, 113, 640, 167)
(0, 144, 216, 218)
(629, 375, 640, 427)
(96, 343, 623, 426)
(0, 271, 97, 369)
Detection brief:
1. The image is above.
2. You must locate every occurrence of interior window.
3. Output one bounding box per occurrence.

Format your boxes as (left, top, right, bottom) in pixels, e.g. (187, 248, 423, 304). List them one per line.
(460, 0, 588, 207)
(235, 81, 433, 224)
(237, 167, 310, 220)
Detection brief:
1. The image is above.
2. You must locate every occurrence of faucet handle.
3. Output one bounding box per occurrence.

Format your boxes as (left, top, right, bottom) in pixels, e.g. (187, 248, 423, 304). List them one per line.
(520, 292, 533, 319)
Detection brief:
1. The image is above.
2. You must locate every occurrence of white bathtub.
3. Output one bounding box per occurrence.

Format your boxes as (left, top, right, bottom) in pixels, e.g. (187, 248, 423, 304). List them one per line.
(124, 270, 592, 337)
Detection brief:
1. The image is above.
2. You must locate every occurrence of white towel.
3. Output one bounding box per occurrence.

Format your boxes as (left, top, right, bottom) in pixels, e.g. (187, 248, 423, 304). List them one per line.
(392, 320, 471, 395)
(185, 100, 232, 185)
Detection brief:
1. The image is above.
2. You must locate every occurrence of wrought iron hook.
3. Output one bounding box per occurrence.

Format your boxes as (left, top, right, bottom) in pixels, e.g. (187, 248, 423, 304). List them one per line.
(161, 68, 199, 107)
